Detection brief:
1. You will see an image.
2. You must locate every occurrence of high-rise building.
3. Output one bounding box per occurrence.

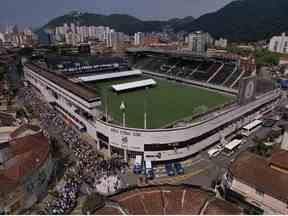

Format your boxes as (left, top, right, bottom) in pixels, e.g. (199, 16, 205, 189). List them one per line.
(105, 28, 114, 48)
(5, 25, 14, 34)
(23, 28, 33, 37)
(215, 38, 228, 48)
(143, 34, 161, 46)
(0, 32, 5, 43)
(187, 31, 213, 54)
(70, 23, 76, 34)
(269, 32, 288, 54)
(134, 32, 143, 46)
(63, 23, 69, 34)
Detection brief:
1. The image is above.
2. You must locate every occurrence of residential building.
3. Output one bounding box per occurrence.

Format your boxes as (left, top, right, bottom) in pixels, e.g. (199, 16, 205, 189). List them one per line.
(223, 150, 288, 214)
(0, 131, 54, 214)
(143, 34, 161, 46)
(134, 32, 143, 46)
(269, 32, 288, 54)
(0, 33, 5, 43)
(187, 31, 213, 54)
(215, 38, 228, 48)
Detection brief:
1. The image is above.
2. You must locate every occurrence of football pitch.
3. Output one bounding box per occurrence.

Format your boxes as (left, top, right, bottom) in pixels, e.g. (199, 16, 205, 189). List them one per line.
(88, 76, 235, 129)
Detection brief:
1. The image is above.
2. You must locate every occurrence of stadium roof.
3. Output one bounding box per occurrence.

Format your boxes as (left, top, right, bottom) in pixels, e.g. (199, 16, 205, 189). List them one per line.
(46, 55, 125, 68)
(112, 79, 156, 92)
(78, 70, 142, 82)
(126, 47, 209, 59)
(25, 62, 100, 103)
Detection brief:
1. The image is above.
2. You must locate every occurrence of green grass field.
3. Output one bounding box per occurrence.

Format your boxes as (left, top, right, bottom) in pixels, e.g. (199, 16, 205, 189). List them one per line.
(88, 76, 235, 129)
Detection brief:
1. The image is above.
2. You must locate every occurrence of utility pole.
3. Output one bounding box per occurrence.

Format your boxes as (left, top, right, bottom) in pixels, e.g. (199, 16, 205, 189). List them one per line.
(144, 87, 148, 129)
(104, 89, 108, 122)
(120, 100, 126, 127)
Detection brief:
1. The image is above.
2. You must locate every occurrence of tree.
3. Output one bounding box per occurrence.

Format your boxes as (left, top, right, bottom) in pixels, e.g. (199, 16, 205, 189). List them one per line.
(250, 137, 273, 157)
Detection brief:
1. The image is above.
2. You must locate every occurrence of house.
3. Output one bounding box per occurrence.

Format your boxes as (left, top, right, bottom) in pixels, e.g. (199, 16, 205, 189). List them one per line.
(223, 150, 288, 214)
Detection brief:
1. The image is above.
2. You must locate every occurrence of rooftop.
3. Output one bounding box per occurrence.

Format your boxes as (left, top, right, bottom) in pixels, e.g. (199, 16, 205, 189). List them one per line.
(10, 124, 41, 139)
(0, 112, 16, 127)
(95, 185, 242, 215)
(24, 62, 100, 103)
(229, 150, 288, 203)
(0, 132, 50, 194)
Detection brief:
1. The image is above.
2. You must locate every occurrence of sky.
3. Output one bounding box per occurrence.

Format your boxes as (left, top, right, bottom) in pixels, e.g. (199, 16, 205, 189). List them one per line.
(0, 0, 234, 28)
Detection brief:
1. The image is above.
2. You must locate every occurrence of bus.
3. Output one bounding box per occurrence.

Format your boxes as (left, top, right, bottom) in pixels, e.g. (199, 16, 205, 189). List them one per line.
(241, 120, 263, 137)
(222, 139, 243, 156)
(144, 160, 154, 180)
(133, 155, 143, 174)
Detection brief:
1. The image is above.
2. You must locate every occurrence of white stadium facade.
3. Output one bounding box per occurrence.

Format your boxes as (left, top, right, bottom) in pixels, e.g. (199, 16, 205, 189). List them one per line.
(23, 50, 282, 162)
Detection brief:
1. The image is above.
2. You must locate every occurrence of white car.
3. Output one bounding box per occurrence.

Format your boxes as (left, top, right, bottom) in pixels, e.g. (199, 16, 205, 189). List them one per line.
(208, 148, 222, 158)
(216, 143, 225, 150)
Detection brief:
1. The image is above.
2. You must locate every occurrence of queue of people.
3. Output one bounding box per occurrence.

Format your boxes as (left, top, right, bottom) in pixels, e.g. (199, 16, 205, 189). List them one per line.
(18, 86, 128, 214)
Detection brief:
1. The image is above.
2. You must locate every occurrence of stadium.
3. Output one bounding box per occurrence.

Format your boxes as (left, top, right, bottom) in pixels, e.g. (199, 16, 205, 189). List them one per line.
(23, 49, 281, 162)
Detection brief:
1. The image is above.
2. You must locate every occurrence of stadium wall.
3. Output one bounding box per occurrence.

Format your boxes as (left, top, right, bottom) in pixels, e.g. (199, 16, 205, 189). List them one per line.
(23, 63, 281, 162)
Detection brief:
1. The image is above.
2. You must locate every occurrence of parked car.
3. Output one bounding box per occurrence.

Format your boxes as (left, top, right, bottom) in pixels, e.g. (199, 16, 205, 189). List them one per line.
(174, 162, 184, 175)
(165, 163, 176, 176)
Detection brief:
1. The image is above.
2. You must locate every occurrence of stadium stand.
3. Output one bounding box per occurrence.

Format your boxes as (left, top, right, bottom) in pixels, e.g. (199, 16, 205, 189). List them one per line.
(131, 54, 243, 90)
(223, 66, 242, 88)
(231, 70, 253, 89)
(46, 55, 129, 76)
(209, 64, 235, 85)
(190, 62, 222, 82)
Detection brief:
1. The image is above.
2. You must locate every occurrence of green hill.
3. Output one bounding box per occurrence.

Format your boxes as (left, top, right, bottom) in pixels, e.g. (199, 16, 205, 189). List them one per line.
(176, 0, 288, 42)
(42, 12, 192, 34)
(40, 0, 288, 42)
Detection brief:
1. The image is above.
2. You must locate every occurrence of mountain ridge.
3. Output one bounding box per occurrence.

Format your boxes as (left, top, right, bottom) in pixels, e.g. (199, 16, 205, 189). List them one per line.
(40, 0, 288, 42)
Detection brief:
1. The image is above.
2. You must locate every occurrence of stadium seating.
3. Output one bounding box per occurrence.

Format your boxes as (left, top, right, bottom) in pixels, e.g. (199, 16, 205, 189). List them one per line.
(132, 55, 242, 90)
(135, 57, 154, 69)
(197, 61, 213, 72)
(231, 70, 253, 89)
(209, 64, 235, 85)
(190, 62, 221, 82)
(223, 67, 242, 88)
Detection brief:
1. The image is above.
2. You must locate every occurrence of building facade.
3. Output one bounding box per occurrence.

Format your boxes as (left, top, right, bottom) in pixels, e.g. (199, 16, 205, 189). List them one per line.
(269, 32, 288, 54)
(187, 31, 213, 54)
(223, 151, 288, 214)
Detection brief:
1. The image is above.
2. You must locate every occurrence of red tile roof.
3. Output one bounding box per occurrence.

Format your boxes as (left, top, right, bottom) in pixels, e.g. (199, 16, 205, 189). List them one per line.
(0, 132, 49, 189)
(99, 185, 242, 215)
(230, 151, 288, 203)
(203, 199, 243, 215)
(269, 149, 288, 170)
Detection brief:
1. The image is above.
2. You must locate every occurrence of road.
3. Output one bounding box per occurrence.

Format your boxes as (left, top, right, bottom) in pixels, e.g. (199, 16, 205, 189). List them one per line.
(128, 106, 288, 189)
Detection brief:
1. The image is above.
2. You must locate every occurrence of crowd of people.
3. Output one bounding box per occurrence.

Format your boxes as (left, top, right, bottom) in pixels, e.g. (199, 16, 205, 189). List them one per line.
(18, 85, 128, 214)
